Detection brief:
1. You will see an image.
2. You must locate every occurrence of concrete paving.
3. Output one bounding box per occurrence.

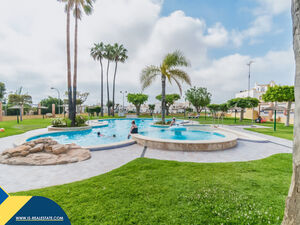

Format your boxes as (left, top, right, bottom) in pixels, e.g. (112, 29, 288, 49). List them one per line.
(0, 128, 292, 193)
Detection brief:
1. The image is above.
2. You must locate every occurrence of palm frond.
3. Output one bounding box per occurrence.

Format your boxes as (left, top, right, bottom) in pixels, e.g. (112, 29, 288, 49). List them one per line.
(171, 77, 183, 95)
(140, 66, 160, 90)
(163, 50, 190, 68)
(169, 69, 192, 86)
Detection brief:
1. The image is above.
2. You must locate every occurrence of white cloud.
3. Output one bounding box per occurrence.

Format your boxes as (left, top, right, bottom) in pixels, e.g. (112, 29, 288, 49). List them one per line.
(231, 0, 291, 47)
(255, 0, 291, 15)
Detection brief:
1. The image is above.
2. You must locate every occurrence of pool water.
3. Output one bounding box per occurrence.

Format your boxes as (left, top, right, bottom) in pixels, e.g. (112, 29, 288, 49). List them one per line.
(139, 129, 225, 141)
(27, 119, 225, 147)
(27, 119, 153, 147)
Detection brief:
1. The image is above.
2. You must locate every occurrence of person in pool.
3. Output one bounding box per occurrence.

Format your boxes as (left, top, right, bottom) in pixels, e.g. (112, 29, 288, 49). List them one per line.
(170, 117, 176, 126)
(128, 120, 138, 139)
(97, 132, 104, 137)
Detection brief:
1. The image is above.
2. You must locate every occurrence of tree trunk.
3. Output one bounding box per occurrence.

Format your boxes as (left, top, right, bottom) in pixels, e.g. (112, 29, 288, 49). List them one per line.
(166, 106, 169, 116)
(112, 61, 118, 117)
(106, 60, 110, 116)
(282, 1, 300, 224)
(20, 105, 23, 121)
(66, 4, 73, 121)
(100, 59, 104, 117)
(72, 6, 78, 126)
(136, 105, 140, 116)
(286, 101, 292, 127)
(161, 75, 166, 124)
(240, 109, 244, 122)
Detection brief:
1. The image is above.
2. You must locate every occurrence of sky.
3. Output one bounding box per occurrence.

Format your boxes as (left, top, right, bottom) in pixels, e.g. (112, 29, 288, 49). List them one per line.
(0, 0, 294, 105)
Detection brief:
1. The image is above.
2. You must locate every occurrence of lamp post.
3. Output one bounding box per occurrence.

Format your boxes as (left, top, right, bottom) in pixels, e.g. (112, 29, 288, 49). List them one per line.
(120, 91, 127, 112)
(50, 87, 61, 115)
(246, 61, 254, 97)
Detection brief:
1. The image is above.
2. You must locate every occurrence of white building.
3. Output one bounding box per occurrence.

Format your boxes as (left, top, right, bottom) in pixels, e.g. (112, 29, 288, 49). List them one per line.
(235, 81, 276, 100)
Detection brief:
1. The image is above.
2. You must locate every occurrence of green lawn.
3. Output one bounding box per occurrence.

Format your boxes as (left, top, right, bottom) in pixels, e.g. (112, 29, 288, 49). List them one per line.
(0, 118, 52, 138)
(15, 154, 292, 224)
(246, 123, 294, 140)
(192, 116, 294, 141)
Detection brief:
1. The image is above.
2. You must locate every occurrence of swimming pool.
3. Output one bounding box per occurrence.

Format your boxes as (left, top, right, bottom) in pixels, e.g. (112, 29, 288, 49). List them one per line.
(26, 119, 229, 150)
(27, 119, 153, 147)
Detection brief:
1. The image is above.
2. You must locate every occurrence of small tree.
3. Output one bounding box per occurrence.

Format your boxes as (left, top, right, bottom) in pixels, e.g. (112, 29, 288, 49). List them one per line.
(127, 93, 148, 116)
(148, 104, 155, 116)
(185, 87, 211, 114)
(8, 87, 32, 121)
(262, 85, 294, 126)
(207, 104, 220, 119)
(227, 97, 259, 121)
(156, 94, 180, 116)
(0, 82, 6, 101)
(219, 103, 229, 119)
(40, 97, 64, 114)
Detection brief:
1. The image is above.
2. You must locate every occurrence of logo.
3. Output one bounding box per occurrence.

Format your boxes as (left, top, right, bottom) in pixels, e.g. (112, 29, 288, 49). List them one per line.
(0, 187, 71, 225)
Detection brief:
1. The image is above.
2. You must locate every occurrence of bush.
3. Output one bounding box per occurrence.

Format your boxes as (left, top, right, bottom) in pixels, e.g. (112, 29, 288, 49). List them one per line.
(75, 115, 88, 126)
(51, 118, 66, 127)
(154, 120, 172, 125)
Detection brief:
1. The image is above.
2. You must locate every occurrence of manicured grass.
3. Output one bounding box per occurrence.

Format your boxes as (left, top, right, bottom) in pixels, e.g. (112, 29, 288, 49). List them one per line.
(0, 118, 52, 138)
(246, 123, 294, 140)
(15, 154, 292, 224)
(195, 115, 255, 125)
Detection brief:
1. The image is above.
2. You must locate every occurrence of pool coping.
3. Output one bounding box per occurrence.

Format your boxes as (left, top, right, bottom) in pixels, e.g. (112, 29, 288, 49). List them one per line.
(132, 129, 238, 151)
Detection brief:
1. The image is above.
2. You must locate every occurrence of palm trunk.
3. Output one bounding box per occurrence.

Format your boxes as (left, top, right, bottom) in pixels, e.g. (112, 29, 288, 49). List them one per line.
(72, 6, 78, 126)
(161, 75, 166, 124)
(282, 1, 300, 224)
(106, 60, 110, 116)
(112, 61, 118, 117)
(100, 59, 104, 117)
(66, 5, 73, 121)
(285, 101, 292, 127)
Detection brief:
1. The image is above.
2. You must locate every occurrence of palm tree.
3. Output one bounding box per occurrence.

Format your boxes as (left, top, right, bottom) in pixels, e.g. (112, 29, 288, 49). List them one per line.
(58, 0, 74, 121)
(72, 0, 94, 125)
(90, 42, 105, 117)
(111, 43, 128, 117)
(58, 0, 94, 125)
(103, 44, 114, 115)
(140, 50, 191, 124)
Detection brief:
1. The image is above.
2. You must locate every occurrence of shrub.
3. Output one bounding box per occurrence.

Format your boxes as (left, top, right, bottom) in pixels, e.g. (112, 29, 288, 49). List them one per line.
(51, 118, 66, 127)
(154, 120, 172, 125)
(75, 115, 88, 126)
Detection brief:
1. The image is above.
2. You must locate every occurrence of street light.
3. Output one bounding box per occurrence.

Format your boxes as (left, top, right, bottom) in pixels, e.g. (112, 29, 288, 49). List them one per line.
(120, 91, 127, 112)
(50, 87, 61, 115)
(246, 61, 254, 97)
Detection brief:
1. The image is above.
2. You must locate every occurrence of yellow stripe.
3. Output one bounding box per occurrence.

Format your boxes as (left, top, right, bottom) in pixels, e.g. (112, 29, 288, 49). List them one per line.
(0, 196, 31, 225)
(0, 187, 9, 197)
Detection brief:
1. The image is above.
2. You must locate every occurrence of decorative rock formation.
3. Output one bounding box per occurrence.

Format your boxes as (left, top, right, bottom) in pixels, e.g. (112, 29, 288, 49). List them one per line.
(0, 138, 91, 166)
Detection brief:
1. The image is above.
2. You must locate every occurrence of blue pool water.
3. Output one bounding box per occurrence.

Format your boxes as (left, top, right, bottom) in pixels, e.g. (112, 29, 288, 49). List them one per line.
(139, 129, 225, 141)
(27, 119, 225, 147)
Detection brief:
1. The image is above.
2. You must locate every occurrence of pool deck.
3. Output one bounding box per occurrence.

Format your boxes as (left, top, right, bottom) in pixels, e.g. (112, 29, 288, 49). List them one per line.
(0, 126, 292, 193)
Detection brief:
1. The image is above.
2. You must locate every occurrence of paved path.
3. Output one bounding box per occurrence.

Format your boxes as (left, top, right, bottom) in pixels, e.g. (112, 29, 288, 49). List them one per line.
(0, 128, 292, 193)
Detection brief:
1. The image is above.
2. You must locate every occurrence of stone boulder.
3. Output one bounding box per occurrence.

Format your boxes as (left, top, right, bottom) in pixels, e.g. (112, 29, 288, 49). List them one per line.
(0, 138, 91, 166)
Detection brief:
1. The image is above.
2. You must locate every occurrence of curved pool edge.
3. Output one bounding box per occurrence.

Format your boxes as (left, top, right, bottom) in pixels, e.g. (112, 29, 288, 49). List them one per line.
(87, 140, 136, 151)
(131, 130, 238, 151)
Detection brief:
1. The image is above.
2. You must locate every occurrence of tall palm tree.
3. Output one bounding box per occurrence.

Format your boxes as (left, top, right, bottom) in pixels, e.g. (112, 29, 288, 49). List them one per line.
(140, 50, 191, 124)
(90, 42, 105, 117)
(111, 43, 128, 117)
(58, 0, 74, 121)
(72, 0, 94, 125)
(103, 44, 114, 115)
